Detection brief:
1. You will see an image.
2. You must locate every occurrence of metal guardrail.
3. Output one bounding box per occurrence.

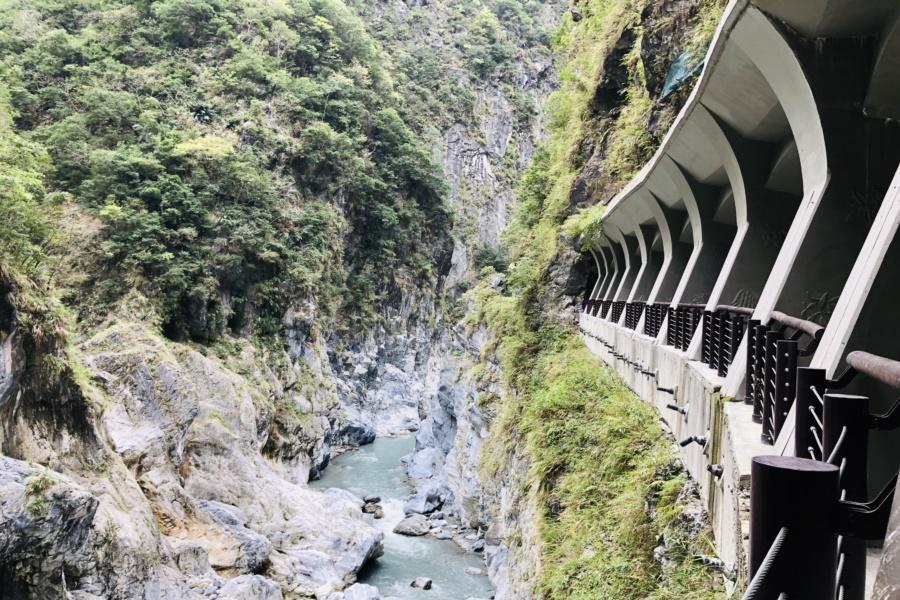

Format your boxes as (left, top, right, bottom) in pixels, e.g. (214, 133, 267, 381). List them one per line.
(644, 303, 667, 338)
(747, 312, 824, 444)
(667, 303, 704, 351)
(610, 300, 626, 323)
(624, 301, 645, 330)
(702, 305, 753, 377)
(747, 351, 900, 600)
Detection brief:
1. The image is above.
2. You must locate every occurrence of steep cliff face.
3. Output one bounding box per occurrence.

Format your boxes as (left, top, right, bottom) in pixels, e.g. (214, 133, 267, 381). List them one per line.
(0, 280, 382, 597)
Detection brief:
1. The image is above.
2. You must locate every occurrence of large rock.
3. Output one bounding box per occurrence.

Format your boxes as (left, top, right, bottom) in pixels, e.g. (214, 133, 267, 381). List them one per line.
(336, 422, 376, 446)
(0, 458, 99, 598)
(403, 483, 453, 515)
(392, 514, 430, 536)
(344, 583, 380, 600)
(218, 574, 283, 599)
(199, 500, 272, 573)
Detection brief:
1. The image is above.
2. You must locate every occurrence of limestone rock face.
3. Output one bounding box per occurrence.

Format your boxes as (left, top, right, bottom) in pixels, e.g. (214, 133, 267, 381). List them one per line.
(81, 321, 384, 595)
(0, 457, 100, 598)
(0, 318, 383, 598)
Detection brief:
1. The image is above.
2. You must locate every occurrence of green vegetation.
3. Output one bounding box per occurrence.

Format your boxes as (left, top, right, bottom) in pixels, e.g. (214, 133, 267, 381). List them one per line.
(0, 0, 451, 341)
(468, 0, 728, 597)
(24, 469, 56, 517)
(471, 282, 722, 598)
(347, 0, 558, 289)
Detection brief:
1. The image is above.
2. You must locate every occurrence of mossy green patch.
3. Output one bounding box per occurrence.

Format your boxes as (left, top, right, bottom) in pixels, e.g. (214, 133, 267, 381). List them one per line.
(474, 279, 723, 598)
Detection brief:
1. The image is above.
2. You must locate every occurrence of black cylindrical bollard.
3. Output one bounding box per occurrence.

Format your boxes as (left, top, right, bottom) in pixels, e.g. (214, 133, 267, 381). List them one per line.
(750, 456, 839, 599)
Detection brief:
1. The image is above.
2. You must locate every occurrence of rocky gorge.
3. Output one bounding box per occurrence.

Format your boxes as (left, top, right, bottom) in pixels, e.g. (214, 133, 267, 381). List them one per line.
(0, 0, 728, 598)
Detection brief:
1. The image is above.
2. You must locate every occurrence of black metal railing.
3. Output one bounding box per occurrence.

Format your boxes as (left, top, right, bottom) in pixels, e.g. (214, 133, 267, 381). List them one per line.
(644, 303, 667, 338)
(624, 302, 645, 330)
(610, 300, 626, 323)
(746, 311, 824, 444)
(746, 351, 900, 600)
(702, 305, 753, 377)
(601, 299, 612, 318)
(666, 303, 704, 351)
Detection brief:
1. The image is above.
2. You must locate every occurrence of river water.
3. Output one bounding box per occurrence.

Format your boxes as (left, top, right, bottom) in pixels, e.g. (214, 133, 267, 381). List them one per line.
(310, 436, 494, 599)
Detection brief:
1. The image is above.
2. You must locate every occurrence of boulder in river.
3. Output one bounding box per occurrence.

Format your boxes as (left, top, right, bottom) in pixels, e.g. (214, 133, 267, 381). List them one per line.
(393, 514, 430, 536)
(364, 495, 381, 503)
(338, 422, 377, 446)
(410, 577, 433, 590)
(403, 483, 452, 515)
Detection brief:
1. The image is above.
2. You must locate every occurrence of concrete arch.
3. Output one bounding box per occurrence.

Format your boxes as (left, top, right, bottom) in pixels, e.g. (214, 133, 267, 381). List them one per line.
(611, 207, 650, 303)
(652, 157, 710, 306)
(731, 5, 828, 195)
(597, 243, 618, 300)
(604, 223, 631, 303)
(641, 192, 675, 303)
(668, 105, 748, 227)
(587, 248, 605, 302)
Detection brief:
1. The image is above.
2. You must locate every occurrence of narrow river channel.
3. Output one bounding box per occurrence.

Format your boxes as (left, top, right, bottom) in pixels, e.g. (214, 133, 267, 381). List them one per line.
(310, 436, 494, 599)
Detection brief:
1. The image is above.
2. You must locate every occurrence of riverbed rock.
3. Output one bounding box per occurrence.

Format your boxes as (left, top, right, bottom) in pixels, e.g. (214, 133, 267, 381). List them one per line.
(337, 422, 376, 446)
(373, 506, 385, 519)
(325, 488, 366, 509)
(393, 514, 430, 536)
(218, 575, 283, 599)
(323, 583, 381, 600)
(363, 495, 381, 504)
(362, 502, 380, 514)
(404, 483, 452, 515)
(410, 577, 433, 590)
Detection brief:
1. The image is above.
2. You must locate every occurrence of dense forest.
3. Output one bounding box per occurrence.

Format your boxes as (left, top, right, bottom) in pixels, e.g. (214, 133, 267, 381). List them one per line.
(1, 0, 455, 342)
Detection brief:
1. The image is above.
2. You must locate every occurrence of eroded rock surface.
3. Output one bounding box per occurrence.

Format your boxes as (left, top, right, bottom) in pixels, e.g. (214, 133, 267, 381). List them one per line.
(0, 319, 384, 598)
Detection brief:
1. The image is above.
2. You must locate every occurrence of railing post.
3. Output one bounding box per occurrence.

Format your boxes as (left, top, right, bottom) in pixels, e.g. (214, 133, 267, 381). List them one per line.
(751, 324, 767, 424)
(746, 319, 760, 407)
(762, 330, 782, 444)
(772, 339, 798, 440)
(823, 393, 870, 600)
(794, 367, 827, 460)
(750, 456, 840, 599)
(702, 310, 712, 364)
